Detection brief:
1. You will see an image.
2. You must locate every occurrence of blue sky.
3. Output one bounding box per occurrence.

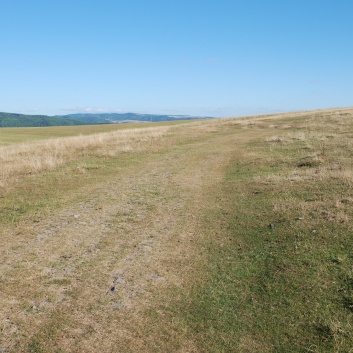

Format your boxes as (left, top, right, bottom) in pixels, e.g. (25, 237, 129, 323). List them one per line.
(1, 0, 352, 117)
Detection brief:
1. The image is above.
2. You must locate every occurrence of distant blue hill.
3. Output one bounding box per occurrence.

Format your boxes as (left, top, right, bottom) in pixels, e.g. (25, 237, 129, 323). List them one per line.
(56, 113, 213, 124)
(0, 112, 213, 127)
(0, 112, 85, 127)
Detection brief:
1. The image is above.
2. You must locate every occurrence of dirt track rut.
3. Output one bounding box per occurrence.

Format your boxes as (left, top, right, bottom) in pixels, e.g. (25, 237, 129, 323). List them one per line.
(0, 127, 248, 352)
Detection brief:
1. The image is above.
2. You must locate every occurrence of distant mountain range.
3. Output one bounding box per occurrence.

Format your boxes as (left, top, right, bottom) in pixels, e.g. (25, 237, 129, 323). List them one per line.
(0, 112, 213, 128)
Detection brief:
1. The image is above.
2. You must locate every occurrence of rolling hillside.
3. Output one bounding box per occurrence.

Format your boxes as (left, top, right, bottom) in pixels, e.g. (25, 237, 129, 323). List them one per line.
(57, 112, 212, 124)
(0, 111, 212, 127)
(1, 108, 353, 352)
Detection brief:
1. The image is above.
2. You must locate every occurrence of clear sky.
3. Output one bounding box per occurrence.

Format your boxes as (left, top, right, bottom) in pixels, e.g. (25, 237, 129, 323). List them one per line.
(1, 0, 352, 117)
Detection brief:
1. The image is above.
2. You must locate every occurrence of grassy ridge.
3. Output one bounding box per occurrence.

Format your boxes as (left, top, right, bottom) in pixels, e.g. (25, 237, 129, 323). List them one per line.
(1, 109, 353, 352)
(0, 120, 188, 146)
(181, 112, 353, 351)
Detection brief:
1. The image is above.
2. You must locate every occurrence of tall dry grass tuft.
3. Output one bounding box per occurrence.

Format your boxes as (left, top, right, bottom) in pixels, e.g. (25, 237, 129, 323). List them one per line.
(0, 126, 170, 188)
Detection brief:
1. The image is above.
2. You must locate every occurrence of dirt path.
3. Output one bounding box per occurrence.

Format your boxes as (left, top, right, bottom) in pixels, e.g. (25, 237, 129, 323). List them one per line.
(0, 126, 258, 352)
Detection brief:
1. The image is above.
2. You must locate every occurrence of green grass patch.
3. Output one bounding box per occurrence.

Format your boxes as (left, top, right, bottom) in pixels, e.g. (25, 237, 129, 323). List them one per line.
(48, 279, 71, 286)
(0, 153, 145, 226)
(181, 119, 353, 352)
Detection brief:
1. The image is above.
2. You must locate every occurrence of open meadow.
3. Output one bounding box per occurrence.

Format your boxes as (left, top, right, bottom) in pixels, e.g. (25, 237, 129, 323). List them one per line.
(1, 108, 353, 352)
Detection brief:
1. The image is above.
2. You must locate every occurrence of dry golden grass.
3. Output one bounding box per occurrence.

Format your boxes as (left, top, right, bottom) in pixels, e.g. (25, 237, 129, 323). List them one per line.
(0, 118, 247, 352)
(0, 126, 170, 188)
(1, 107, 353, 352)
(256, 108, 353, 184)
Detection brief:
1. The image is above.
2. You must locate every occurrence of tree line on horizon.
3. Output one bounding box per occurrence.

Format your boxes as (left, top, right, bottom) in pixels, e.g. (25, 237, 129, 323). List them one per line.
(0, 112, 211, 128)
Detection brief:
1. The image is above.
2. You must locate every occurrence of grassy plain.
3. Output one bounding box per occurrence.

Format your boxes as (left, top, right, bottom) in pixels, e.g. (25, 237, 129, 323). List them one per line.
(0, 121, 186, 145)
(1, 108, 353, 352)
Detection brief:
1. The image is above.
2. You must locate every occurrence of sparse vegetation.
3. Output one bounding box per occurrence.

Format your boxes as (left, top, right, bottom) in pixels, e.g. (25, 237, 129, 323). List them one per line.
(0, 125, 170, 188)
(178, 110, 353, 352)
(1, 108, 353, 352)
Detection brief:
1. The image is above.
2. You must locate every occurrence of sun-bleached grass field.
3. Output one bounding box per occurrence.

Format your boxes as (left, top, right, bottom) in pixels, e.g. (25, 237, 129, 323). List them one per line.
(0, 125, 170, 188)
(1, 108, 353, 352)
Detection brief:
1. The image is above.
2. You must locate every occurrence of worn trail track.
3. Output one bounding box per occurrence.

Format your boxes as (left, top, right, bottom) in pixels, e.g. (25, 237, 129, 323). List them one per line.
(0, 126, 257, 352)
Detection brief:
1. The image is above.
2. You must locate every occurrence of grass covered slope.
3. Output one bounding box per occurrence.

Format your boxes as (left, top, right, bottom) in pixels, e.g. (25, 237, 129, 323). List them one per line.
(182, 109, 353, 352)
(0, 108, 353, 352)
